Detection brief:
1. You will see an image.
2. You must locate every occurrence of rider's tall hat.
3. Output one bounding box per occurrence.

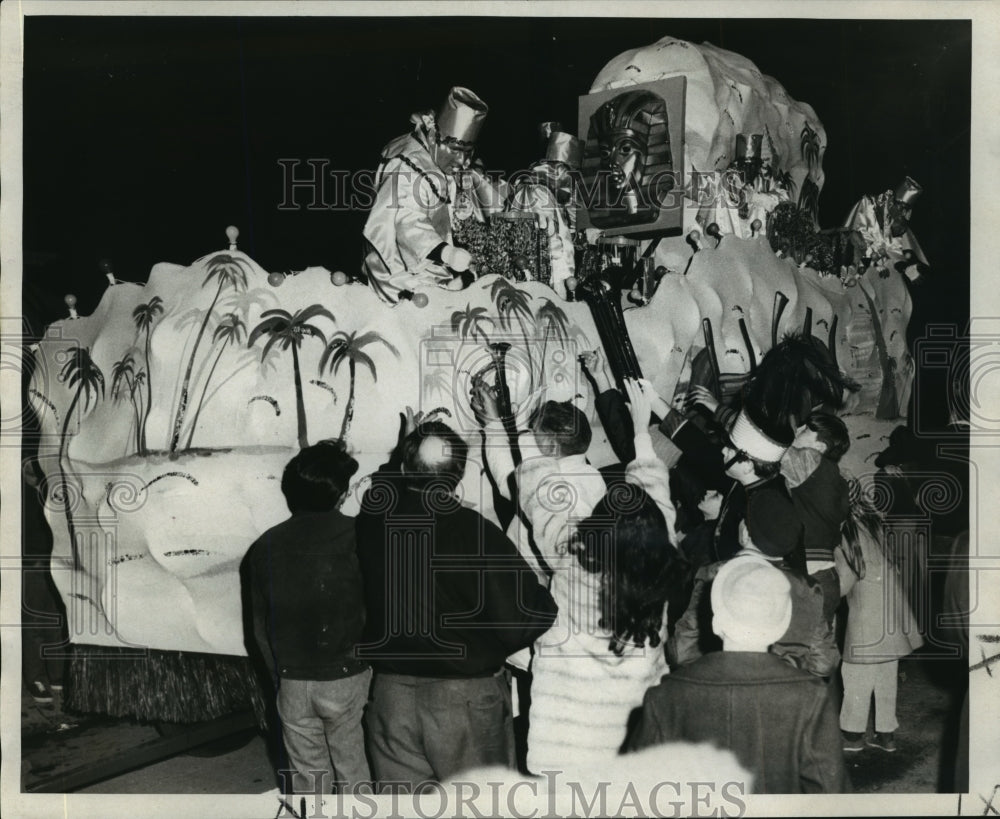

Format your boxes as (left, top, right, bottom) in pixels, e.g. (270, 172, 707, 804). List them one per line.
(893, 176, 922, 207)
(437, 87, 489, 147)
(545, 131, 584, 169)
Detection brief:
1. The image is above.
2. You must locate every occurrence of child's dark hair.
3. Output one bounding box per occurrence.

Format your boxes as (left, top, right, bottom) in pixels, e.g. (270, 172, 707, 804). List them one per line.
(528, 400, 592, 458)
(725, 446, 782, 480)
(572, 486, 683, 655)
(840, 476, 887, 579)
(746, 455, 781, 479)
(399, 420, 469, 491)
(669, 462, 708, 534)
(806, 411, 850, 462)
(281, 439, 359, 513)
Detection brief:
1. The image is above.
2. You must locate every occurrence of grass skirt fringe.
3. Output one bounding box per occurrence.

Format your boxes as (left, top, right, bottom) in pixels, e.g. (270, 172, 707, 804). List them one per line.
(65, 643, 267, 726)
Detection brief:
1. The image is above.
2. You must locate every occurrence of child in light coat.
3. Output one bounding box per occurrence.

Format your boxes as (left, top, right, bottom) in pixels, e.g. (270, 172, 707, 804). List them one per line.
(835, 481, 923, 753)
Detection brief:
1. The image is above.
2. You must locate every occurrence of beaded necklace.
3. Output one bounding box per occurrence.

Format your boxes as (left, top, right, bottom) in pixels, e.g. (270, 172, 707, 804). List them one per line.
(389, 154, 451, 205)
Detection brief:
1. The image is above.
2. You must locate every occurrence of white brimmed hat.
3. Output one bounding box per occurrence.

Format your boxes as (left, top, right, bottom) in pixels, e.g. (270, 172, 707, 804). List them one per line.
(728, 404, 793, 464)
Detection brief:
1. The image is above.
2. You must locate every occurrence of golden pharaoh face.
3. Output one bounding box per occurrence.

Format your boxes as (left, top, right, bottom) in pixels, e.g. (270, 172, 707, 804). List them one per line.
(583, 90, 674, 228)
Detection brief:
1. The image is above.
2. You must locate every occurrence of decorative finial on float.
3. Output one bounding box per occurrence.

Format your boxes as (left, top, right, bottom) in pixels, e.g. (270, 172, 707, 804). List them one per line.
(99, 258, 116, 286)
(687, 230, 703, 252)
(330, 270, 350, 287)
(65, 294, 79, 320)
(267, 271, 286, 287)
(564, 276, 579, 302)
(705, 223, 722, 247)
(750, 218, 763, 238)
(226, 225, 239, 251)
(398, 290, 429, 308)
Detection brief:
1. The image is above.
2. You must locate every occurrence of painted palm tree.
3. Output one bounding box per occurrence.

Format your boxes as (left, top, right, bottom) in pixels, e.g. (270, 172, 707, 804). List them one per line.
(185, 312, 247, 449)
(800, 123, 821, 171)
(535, 297, 571, 384)
(772, 168, 797, 199)
(134, 370, 147, 421)
(487, 278, 536, 383)
(110, 353, 144, 453)
(422, 369, 452, 403)
(221, 286, 278, 323)
(249, 305, 334, 449)
(320, 331, 400, 440)
(856, 280, 899, 419)
(798, 177, 821, 226)
(132, 295, 163, 453)
(450, 304, 494, 346)
(169, 254, 250, 454)
(764, 127, 779, 168)
(59, 346, 105, 569)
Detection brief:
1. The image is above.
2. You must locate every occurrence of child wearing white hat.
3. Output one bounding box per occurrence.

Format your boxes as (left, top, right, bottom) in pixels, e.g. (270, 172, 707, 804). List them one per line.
(628, 554, 849, 793)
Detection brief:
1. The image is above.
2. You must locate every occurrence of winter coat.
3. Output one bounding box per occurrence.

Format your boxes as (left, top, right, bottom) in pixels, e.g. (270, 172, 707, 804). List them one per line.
(243, 510, 368, 681)
(668, 557, 840, 678)
(781, 448, 851, 565)
(355, 465, 558, 678)
(627, 651, 850, 794)
(837, 526, 923, 663)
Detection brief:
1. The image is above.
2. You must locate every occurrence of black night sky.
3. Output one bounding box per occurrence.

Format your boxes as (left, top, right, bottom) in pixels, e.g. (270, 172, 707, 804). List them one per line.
(21, 16, 970, 342)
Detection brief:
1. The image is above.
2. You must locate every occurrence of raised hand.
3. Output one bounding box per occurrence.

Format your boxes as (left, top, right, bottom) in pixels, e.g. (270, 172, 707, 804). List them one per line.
(623, 377, 652, 432)
(469, 378, 502, 426)
(697, 489, 724, 521)
(689, 384, 720, 414)
(579, 348, 612, 393)
(403, 405, 426, 437)
(637, 378, 671, 419)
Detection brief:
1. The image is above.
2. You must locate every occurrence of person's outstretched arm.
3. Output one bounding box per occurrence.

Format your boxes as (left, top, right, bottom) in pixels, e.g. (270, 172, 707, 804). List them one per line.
(477, 515, 559, 653)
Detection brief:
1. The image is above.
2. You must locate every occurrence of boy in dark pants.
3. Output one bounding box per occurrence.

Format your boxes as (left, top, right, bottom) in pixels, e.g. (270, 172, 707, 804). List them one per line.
(243, 440, 370, 795)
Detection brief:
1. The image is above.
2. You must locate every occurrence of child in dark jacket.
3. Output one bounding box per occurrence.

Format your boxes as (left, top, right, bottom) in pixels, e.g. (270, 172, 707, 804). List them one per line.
(668, 521, 839, 678)
(628, 554, 849, 794)
(781, 411, 851, 625)
(243, 440, 370, 794)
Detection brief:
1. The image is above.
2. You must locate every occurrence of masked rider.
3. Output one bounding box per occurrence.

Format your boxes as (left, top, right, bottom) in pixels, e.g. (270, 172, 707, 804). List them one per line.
(363, 86, 504, 302)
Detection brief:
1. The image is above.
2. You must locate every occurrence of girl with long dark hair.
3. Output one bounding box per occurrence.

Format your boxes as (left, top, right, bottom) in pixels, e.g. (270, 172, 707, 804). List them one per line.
(526, 380, 685, 774)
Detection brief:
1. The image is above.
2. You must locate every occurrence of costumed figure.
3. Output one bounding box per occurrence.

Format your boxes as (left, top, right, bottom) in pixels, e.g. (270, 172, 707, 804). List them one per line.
(740, 145, 793, 236)
(697, 134, 791, 240)
(507, 126, 585, 295)
(362, 86, 504, 302)
(842, 176, 928, 281)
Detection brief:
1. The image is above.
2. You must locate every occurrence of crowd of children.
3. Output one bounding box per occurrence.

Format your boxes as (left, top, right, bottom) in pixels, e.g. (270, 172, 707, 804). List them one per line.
(241, 338, 925, 797)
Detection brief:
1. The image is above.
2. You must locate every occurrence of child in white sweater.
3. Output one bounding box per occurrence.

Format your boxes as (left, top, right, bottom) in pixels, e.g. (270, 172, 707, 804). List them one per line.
(474, 378, 682, 775)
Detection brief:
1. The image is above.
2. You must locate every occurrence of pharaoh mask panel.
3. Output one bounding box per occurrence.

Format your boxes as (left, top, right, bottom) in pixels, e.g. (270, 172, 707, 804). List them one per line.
(577, 77, 686, 237)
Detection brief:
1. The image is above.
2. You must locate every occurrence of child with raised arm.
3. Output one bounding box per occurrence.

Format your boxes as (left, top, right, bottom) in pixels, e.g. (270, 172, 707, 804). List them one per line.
(470, 377, 683, 775)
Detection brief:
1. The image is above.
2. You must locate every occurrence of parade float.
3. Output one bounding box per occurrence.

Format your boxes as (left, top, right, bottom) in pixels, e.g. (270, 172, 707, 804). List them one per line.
(28, 35, 924, 723)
